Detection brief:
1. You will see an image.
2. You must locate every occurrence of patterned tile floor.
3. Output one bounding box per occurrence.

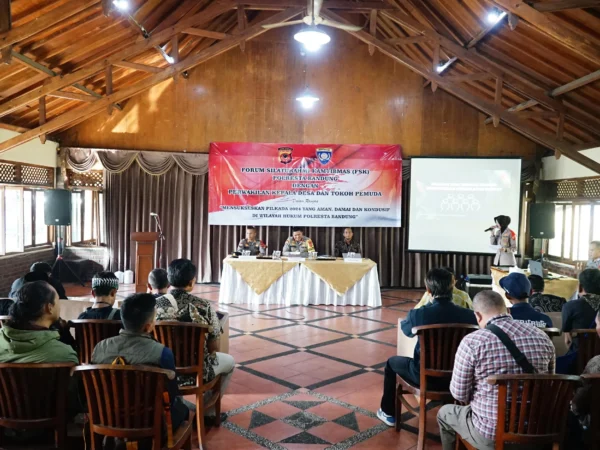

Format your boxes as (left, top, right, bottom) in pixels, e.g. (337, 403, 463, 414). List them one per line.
(65, 283, 443, 450)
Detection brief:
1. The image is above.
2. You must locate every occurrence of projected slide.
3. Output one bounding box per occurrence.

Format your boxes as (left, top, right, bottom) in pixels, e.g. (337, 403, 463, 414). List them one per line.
(408, 158, 521, 254)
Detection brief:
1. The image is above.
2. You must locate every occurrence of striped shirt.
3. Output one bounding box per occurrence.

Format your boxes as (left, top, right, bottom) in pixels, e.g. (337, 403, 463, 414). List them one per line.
(450, 314, 555, 439)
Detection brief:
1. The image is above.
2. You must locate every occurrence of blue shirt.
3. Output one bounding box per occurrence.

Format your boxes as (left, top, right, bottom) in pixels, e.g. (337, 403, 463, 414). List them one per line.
(509, 302, 552, 328)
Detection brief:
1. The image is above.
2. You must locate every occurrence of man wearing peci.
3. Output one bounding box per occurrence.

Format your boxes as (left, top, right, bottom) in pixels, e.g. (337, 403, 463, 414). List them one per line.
(335, 227, 361, 257)
(237, 226, 266, 255)
(283, 227, 315, 254)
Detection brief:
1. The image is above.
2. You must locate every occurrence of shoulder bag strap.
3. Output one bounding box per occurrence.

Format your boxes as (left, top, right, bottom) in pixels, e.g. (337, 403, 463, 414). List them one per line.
(486, 323, 537, 374)
(163, 294, 179, 309)
(107, 308, 118, 320)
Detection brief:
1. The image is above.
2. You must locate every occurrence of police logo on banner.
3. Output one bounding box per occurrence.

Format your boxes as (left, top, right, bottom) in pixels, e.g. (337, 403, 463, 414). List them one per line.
(316, 148, 332, 164)
(278, 147, 293, 164)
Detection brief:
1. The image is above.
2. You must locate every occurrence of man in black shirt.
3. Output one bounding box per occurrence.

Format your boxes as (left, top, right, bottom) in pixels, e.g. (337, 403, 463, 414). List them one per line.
(9, 262, 67, 299)
(562, 268, 600, 351)
(335, 227, 361, 257)
(78, 272, 121, 320)
(528, 274, 566, 313)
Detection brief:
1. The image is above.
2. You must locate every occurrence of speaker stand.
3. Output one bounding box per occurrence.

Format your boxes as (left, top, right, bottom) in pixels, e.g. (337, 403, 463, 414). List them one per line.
(52, 226, 85, 287)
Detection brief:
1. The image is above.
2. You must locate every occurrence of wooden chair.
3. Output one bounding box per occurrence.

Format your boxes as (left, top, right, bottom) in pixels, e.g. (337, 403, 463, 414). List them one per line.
(73, 364, 193, 450)
(395, 324, 478, 450)
(541, 327, 561, 338)
(154, 321, 222, 450)
(581, 374, 600, 450)
(456, 374, 580, 450)
(572, 329, 600, 374)
(0, 315, 11, 327)
(68, 319, 123, 364)
(0, 363, 75, 449)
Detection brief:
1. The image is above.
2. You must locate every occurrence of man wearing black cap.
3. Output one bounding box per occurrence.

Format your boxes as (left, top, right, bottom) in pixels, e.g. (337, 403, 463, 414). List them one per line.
(8, 262, 67, 300)
(500, 272, 552, 328)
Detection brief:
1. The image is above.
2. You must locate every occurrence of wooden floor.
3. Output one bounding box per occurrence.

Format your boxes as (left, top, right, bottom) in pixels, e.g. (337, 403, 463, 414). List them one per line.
(65, 283, 440, 450)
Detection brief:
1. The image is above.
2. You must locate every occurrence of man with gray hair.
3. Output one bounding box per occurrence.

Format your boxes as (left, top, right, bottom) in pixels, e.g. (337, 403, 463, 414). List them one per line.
(437, 290, 555, 449)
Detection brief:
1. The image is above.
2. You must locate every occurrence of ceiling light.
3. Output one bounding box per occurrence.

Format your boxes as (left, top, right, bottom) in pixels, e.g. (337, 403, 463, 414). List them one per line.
(113, 0, 129, 11)
(294, 27, 331, 52)
(296, 90, 320, 109)
(165, 55, 175, 64)
(486, 8, 505, 25)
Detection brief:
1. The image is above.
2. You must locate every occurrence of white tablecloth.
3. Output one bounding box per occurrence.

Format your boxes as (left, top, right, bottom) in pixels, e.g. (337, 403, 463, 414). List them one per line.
(219, 261, 381, 307)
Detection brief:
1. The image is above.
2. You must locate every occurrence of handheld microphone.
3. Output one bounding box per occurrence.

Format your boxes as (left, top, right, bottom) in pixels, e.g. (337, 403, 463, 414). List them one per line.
(484, 226, 496, 232)
(150, 212, 158, 216)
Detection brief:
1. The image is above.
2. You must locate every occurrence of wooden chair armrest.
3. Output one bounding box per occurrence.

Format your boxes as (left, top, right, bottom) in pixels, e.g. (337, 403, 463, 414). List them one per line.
(486, 374, 581, 385)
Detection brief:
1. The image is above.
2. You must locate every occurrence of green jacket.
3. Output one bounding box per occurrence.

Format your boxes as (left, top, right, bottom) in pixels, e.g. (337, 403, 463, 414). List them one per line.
(0, 325, 78, 364)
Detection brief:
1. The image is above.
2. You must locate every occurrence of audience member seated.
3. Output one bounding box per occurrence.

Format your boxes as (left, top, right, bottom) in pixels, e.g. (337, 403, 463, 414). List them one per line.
(9, 262, 67, 300)
(92, 293, 189, 431)
(562, 268, 600, 353)
(377, 268, 477, 427)
(77, 272, 121, 320)
(148, 268, 169, 298)
(413, 266, 473, 309)
(156, 259, 235, 418)
(528, 274, 566, 313)
(437, 290, 555, 450)
(501, 272, 552, 328)
(569, 310, 600, 447)
(587, 241, 600, 270)
(0, 298, 13, 315)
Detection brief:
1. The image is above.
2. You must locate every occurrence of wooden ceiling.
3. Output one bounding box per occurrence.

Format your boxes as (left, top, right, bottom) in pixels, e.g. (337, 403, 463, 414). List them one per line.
(0, 0, 598, 170)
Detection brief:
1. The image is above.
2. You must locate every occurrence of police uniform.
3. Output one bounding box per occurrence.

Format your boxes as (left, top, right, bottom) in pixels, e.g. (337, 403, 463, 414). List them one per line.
(335, 239, 361, 257)
(237, 239, 266, 256)
(283, 236, 315, 254)
(491, 227, 517, 266)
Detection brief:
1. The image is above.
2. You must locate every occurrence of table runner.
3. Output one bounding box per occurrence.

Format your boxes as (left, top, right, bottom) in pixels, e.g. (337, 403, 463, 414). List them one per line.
(302, 259, 377, 296)
(224, 259, 299, 295)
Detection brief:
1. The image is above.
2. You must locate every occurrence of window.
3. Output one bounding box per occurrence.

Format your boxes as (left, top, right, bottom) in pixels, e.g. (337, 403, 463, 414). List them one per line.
(71, 190, 105, 245)
(548, 202, 600, 262)
(0, 187, 49, 256)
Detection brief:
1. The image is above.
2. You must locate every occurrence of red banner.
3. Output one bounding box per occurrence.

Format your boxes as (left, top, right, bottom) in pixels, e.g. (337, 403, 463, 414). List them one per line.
(208, 142, 402, 226)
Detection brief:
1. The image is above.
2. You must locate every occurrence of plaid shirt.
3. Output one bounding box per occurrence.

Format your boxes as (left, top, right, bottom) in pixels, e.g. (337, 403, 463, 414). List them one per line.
(450, 314, 555, 439)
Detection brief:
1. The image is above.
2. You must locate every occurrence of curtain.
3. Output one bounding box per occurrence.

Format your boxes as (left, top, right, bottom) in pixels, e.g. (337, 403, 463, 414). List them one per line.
(65, 147, 209, 176)
(106, 163, 495, 287)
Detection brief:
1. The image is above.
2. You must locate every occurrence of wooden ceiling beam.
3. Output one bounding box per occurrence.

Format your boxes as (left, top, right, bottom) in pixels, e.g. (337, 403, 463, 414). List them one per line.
(322, 8, 600, 173)
(489, 0, 600, 64)
(0, 7, 304, 153)
(0, 0, 99, 51)
(113, 60, 163, 74)
(48, 91, 96, 102)
(484, 69, 600, 124)
(0, 0, 11, 64)
(183, 28, 230, 40)
(445, 72, 495, 82)
(385, 35, 430, 45)
(0, 0, 234, 118)
(0, 121, 28, 133)
(529, 0, 600, 12)
(236, 0, 395, 10)
(381, 9, 565, 112)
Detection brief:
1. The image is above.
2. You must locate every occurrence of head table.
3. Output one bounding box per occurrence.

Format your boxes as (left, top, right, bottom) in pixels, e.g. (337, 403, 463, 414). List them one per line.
(218, 257, 382, 307)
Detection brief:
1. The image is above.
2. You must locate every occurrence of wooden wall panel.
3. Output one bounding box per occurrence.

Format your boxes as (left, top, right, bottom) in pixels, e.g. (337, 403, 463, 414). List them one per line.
(57, 27, 538, 159)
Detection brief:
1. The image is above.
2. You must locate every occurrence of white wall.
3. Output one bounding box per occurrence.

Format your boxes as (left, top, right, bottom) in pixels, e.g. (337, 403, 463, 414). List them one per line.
(542, 147, 600, 180)
(0, 130, 58, 168)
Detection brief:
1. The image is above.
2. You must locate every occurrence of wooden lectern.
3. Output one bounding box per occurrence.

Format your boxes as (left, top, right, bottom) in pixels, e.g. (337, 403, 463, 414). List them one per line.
(131, 232, 159, 293)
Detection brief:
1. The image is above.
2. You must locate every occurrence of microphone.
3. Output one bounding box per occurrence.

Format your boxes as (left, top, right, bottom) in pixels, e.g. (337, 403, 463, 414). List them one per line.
(484, 226, 496, 232)
(150, 212, 158, 216)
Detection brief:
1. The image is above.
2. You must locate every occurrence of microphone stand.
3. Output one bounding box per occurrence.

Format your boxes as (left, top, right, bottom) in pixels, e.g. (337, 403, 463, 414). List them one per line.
(152, 214, 166, 268)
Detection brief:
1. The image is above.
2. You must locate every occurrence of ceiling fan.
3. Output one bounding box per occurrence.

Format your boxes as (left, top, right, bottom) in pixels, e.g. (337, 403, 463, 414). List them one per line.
(262, 0, 363, 32)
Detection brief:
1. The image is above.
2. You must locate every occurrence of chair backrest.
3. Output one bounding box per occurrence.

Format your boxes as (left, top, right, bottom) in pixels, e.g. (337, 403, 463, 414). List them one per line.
(489, 374, 580, 446)
(572, 329, 600, 373)
(153, 321, 211, 388)
(540, 327, 561, 338)
(0, 315, 11, 328)
(581, 374, 600, 449)
(73, 364, 173, 446)
(414, 324, 479, 381)
(0, 363, 74, 429)
(69, 319, 123, 364)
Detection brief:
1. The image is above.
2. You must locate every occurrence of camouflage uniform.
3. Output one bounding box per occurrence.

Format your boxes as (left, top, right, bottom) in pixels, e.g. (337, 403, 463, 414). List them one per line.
(237, 239, 266, 256)
(283, 236, 315, 254)
(335, 239, 361, 257)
